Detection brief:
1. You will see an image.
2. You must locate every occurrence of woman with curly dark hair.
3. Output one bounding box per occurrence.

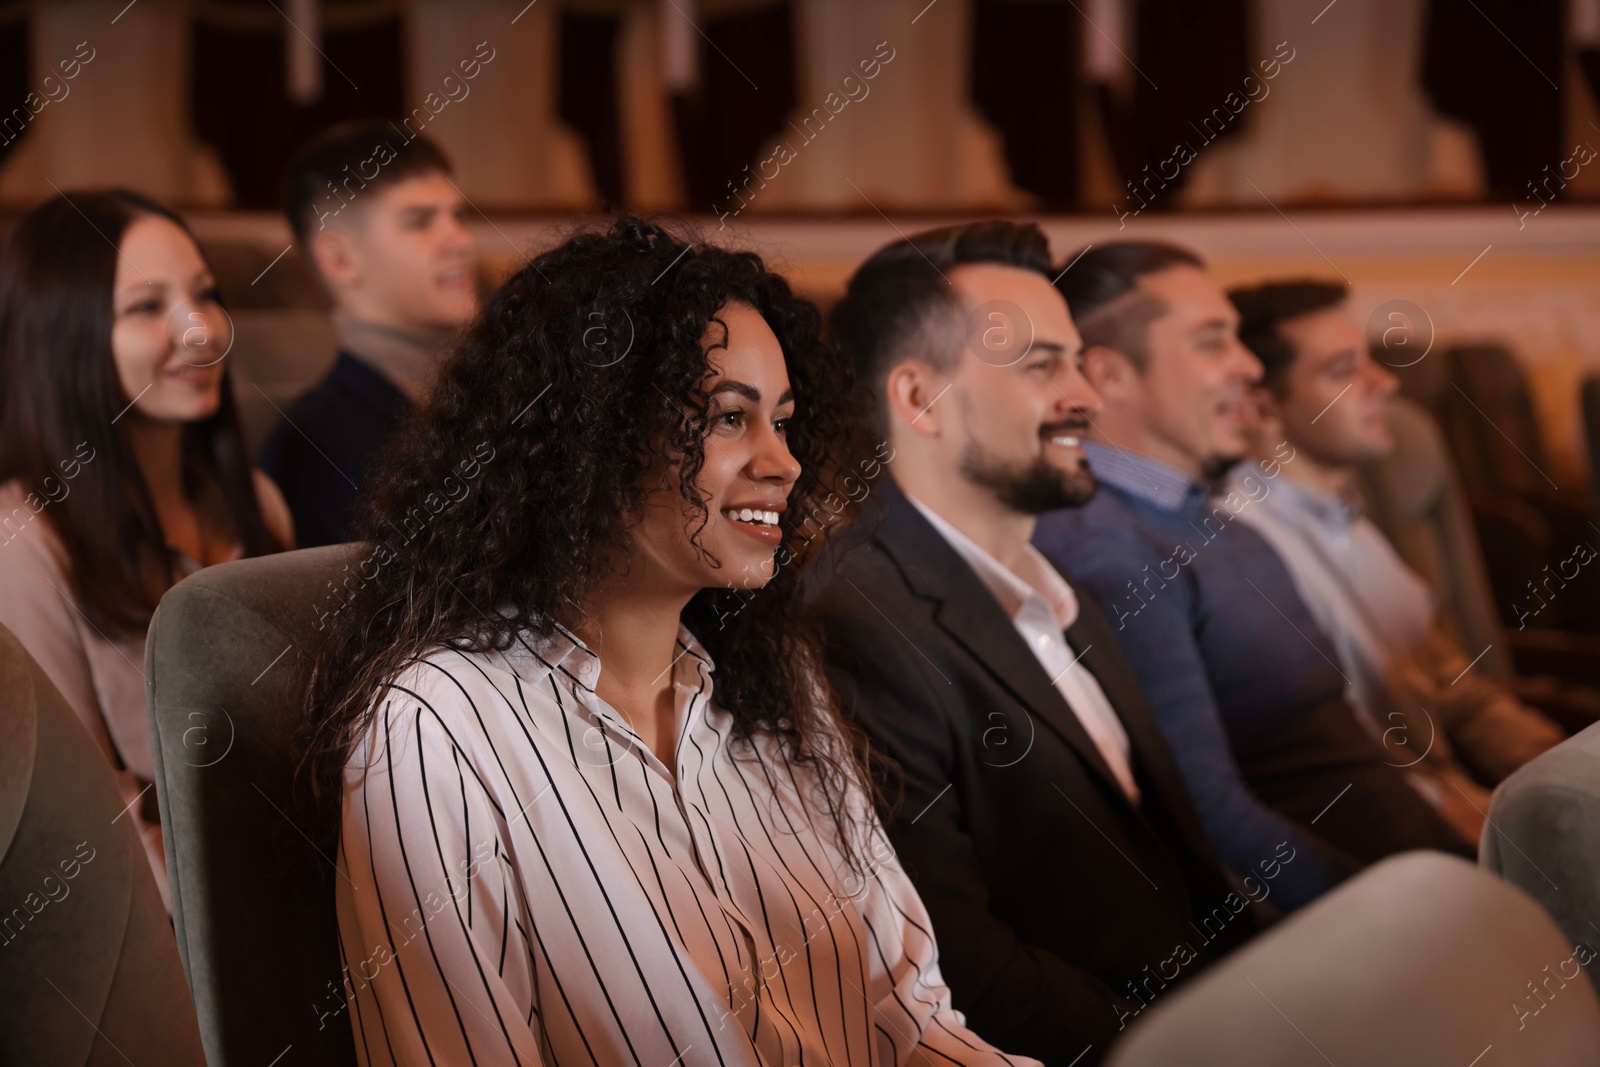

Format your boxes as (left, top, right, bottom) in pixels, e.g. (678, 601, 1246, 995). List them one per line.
(302, 217, 1035, 1066)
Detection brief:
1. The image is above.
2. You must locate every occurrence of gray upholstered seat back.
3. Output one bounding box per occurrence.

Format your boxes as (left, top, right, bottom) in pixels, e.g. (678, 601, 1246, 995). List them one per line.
(146, 544, 361, 1067)
(1483, 720, 1600, 998)
(1356, 395, 1513, 680)
(0, 624, 204, 1066)
(1106, 852, 1600, 1066)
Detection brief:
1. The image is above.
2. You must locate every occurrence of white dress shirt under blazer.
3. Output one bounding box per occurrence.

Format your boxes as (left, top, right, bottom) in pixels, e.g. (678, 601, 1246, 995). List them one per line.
(905, 493, 1141, 803)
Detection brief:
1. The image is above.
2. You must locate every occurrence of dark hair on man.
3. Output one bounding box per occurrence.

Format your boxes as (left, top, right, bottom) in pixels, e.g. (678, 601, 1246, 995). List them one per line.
(829, 221, 1054, 423)
(282, 120, 454, 248)
(1054, 241, 1203, 368)
(1228, 279, 1348, 395)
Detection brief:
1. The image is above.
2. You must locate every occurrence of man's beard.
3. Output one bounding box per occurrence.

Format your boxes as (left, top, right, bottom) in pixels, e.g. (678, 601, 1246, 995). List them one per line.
(1199, 452, 1244, 489)
(958, 439, 1098, 514)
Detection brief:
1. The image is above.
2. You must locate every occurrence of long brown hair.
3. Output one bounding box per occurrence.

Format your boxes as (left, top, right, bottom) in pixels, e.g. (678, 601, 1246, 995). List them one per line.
(0, 188, 279, 636)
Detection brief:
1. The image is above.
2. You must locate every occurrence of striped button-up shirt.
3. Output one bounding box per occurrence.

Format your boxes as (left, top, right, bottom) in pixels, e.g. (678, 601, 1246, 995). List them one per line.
(336, 622, 1037, 1067)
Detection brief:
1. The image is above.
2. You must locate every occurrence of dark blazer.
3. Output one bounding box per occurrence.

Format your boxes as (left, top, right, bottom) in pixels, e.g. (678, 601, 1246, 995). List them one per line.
(257, 352, 413, 548)
(805, 480, 1269, 1065)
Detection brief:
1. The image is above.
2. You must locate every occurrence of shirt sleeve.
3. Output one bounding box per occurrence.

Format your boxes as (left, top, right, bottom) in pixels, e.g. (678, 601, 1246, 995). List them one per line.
(0, 521, 111, 760)
(1415, 630, 1565, 784)
(0, 521, 169, 907)
(850, 813, 1041, 1067)
(1059, 529, 1362, 910)
(338, 684, 543, 1067)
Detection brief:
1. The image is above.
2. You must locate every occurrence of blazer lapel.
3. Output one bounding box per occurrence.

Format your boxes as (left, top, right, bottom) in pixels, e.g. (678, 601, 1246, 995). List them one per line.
(872, 483, 1129, 799)
(1063, 610, 1178, 802)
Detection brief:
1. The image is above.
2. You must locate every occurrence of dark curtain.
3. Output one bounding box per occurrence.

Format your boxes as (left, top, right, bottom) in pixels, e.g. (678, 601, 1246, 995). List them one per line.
(1582, 46, 1600, 106)
(0, 9, 30, 171)
(191, 2, 404, 209)
(970, 0, 1083, 209)
(671, 1, 797, 213)
(1422, 0, 1564, 200)
(1123, 0, 1251, 209)
(557, 8, 624, 210)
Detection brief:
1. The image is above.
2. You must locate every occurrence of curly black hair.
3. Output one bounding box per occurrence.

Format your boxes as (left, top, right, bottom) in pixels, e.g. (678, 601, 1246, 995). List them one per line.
(299, 215, 875, 861)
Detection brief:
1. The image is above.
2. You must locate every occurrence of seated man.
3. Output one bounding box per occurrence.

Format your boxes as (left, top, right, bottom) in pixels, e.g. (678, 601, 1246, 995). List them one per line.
(1033, 242, 1472, 916)
(259, 121, 480, 546)
(808, 222, 1269, 1066)
(1225, 279, 1565, 795)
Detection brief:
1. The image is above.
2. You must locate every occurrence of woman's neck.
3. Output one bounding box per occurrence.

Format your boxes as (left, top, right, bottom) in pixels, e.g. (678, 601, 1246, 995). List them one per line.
(122, 415, 232, 567)
(572, 567, 695, 774)
(123, 417, 185, 505)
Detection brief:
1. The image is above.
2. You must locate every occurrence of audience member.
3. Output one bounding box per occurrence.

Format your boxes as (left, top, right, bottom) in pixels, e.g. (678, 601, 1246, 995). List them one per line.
(807, 222, 1268, 1065)
(1033, 242, 1472, 915)
(300, 219, 1034, 1066)
(0, 189, 294, 907)
(1226, 279, 1565, 795)
(259, 120, 479, 547)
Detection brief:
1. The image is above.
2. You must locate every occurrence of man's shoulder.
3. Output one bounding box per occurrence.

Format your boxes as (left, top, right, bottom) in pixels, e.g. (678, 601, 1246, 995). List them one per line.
(259, 353, 411, 470)
(805, 527, 918, 619)
(286, 352, 408, 426)
(1034, 489, 1170, 570)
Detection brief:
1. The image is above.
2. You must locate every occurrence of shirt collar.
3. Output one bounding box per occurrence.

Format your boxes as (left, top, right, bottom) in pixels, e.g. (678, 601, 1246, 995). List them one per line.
(333, 310, 457, 405)
(1082, 440, 1210, 513)
(511, 618, 717, 695)
(904, 492, 1080, 631)
(1232, 460, 1362, 533)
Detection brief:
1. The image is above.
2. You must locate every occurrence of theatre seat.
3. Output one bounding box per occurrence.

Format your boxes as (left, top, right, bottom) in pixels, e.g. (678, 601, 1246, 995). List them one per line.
(1356, 395, 1512, 679)
(1482, 720, 1600, 998)
(1105, 852, 1600, 1066)
(1584, 374, 1600, 512)
(0, 624, 204, 1066)
(146, 544, 361, 1067)
(1358, 395, 1600, 702)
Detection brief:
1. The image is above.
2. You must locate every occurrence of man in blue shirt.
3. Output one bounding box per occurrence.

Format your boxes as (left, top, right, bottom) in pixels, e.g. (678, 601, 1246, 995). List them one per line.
(1225, 279, 1564, 817)
(1033, 242, 1471, 911)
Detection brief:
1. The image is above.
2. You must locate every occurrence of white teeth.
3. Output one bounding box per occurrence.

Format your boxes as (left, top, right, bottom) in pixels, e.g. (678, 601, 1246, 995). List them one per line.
(723, 508, 779, 526)
(1050, 435, 1080, 447)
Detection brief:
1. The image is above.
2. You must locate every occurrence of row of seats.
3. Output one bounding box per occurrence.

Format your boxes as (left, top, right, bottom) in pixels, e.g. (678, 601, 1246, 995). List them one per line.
(4, 540, 1599, 1064)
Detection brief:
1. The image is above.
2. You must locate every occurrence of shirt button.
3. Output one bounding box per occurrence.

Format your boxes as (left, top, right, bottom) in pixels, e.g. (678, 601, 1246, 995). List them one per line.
(1034, 633, 1051, 651)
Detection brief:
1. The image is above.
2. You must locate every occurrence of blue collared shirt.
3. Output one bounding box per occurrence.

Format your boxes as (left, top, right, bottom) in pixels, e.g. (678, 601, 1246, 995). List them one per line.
(1077, 440, 1207, 513)
(1225, 464, 1437, 722)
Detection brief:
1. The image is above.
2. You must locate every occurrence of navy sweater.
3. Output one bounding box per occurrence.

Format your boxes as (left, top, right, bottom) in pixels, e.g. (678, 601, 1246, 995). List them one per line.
(1034, 450, 1368, 908)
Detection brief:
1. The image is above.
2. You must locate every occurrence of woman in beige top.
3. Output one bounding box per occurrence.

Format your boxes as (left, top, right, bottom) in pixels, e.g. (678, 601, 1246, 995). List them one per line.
(0, 189, 294, 909)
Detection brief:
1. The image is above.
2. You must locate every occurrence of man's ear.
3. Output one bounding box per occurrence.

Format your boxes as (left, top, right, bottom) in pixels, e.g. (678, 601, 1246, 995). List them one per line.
(308, 227, 361, 290)
(1081, 343, 1137, 400)
(884, 359, 950, 437)
(1240, 385, 1287, 454)
(1250, 383, 1284, 426)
